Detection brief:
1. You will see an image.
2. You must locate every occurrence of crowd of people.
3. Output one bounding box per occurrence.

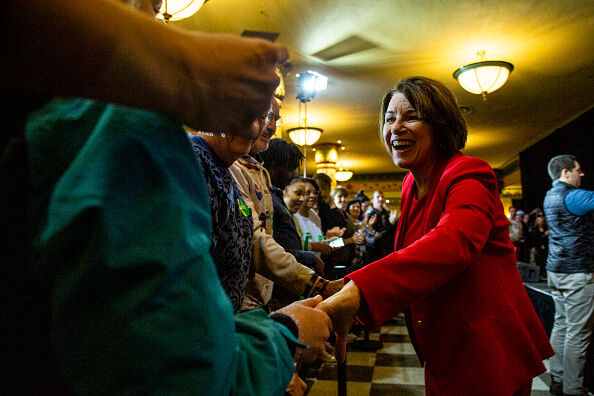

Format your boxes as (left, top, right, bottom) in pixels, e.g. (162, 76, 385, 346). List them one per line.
(508, 206, 550, 275)
(4, 1, 592, 395)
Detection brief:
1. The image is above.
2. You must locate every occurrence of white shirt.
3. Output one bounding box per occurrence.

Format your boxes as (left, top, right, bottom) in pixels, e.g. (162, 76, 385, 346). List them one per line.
(294, 212, 324, 245)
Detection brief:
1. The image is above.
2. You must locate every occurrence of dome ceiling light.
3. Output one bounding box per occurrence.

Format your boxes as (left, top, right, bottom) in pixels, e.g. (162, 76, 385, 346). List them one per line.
(287, 127, 323, 147)
(453, 51, 513, 100)
(157, 0, 208, 23)
(335, 168, 354, 182)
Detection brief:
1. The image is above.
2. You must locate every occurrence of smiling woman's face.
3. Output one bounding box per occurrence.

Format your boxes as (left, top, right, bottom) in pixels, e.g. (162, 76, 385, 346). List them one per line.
(303, 182, 319, 209)
(383, 93, 436, 173)
(334, 193, 348, 210)
(283, 181, 305, 214)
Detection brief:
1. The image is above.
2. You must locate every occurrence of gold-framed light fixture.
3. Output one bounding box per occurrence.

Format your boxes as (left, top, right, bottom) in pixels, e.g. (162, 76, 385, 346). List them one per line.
(335, 168, 354, 182)
(157, 0, 208, 23)
(453, 51, 513, 100)
(313, 143, 340, 181)
(287, 127, 323, 146)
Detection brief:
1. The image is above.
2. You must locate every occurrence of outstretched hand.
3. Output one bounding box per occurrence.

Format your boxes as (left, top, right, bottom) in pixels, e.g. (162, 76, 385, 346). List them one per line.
(178, 32, 289, 135)
(274, 295, 332, 363)
(317, 281, 361, 362)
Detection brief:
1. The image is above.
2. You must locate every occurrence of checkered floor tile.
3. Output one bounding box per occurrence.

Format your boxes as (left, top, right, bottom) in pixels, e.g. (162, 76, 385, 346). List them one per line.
(305, 316, 553, 395)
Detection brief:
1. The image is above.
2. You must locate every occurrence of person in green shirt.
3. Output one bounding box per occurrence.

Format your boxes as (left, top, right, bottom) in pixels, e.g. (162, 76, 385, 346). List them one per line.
(3, 0, 290, 391)
(21, 1, 331, 394)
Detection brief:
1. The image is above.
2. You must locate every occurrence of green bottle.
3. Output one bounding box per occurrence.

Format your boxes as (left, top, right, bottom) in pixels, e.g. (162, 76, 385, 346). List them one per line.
(304, 232, 312, 250)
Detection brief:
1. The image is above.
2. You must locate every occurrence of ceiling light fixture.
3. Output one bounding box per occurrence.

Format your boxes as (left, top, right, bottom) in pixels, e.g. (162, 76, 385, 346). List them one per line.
(335, 168, 354, 182)
(287, 127, 323, 146)
(313, 143, 341, 181)
(296, 71, 328, 102)
(157, 0, 208, 23)
(291, 71, 327, 176)
(453, 51, 513, 100)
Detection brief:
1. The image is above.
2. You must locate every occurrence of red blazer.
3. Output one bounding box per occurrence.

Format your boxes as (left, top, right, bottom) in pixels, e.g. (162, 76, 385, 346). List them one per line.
(347, 153, 553, 395)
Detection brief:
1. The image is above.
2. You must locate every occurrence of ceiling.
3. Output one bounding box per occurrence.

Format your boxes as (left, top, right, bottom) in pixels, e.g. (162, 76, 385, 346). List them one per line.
(176, 0, 594, 185)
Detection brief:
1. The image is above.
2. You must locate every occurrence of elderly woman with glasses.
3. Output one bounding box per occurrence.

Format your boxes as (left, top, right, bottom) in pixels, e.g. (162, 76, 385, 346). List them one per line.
(319, 76, 553, 395)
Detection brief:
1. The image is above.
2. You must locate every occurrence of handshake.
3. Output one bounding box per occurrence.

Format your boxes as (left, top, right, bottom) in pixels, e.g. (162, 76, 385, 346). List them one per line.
(272, 281, 362, 363)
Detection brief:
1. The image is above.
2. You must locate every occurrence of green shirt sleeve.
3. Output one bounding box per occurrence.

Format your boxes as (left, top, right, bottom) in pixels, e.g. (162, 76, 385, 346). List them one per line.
(26, 99, 295, 395)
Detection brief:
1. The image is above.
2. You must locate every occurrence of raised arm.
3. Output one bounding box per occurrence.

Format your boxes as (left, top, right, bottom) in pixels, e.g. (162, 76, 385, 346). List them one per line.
(5, 0, 288, 134)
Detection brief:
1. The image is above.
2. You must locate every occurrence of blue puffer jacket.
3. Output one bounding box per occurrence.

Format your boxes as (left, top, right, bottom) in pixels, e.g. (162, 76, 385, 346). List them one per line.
(544, 180, 594, 273)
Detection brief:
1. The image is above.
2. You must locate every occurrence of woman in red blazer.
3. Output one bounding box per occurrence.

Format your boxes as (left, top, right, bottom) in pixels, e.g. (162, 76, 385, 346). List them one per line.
(319, 77, 553, 395)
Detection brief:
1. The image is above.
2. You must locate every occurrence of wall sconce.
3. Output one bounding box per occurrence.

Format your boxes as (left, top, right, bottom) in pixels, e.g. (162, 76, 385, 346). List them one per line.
(157, 0, 208, 23)
(453, 51, 513, 100)
(313, 143, 341, 181)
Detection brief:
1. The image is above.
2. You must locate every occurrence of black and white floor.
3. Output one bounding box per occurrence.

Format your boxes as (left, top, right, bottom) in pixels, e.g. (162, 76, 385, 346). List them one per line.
(304, 315, 552, 396)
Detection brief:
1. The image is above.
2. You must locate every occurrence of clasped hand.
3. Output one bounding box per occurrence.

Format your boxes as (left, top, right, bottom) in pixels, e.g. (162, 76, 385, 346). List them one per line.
(316, 281, 361, 362)
(274, 295, 332, 363)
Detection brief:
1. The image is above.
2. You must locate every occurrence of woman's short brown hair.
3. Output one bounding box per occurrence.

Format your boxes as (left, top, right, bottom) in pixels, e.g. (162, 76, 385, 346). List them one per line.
(380, 76, 467, 159)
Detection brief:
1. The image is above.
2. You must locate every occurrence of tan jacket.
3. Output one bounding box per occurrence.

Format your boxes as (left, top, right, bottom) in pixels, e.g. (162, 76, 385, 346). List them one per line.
(230, 155, 316, 311)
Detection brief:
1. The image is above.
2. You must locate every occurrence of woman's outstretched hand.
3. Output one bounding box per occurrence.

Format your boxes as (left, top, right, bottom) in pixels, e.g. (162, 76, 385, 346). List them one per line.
(317, 281, 361, 362)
